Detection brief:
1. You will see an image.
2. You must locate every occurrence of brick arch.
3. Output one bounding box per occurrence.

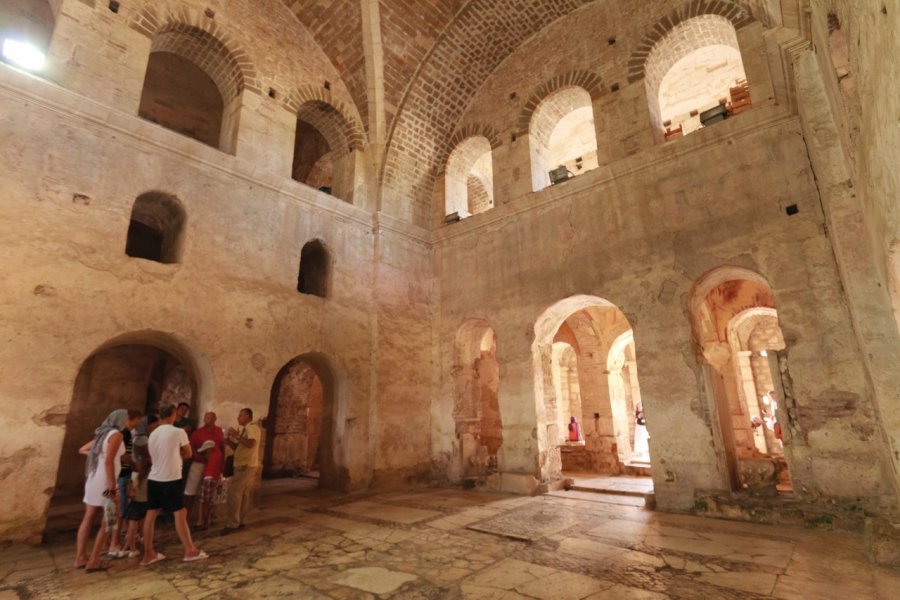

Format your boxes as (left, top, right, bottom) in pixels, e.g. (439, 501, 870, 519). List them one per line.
(437, 123, 501, 176)
(626, 0, 756, 84)
(129, 5, 261, 98)
(517, 70, 604, 135)
(285, 86, 367, 153)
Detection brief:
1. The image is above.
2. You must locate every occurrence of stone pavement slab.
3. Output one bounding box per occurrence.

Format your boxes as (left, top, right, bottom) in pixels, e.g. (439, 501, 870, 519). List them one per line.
(2, 485, 896, 599)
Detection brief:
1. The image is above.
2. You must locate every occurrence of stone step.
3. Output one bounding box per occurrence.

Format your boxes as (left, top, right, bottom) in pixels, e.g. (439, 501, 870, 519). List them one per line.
(546, 489, 648, 508)
(568, 484, 652, 499)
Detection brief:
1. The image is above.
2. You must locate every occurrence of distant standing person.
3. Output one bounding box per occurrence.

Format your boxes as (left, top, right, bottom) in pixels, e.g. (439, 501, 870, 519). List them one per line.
(222, 408, 260, 534)
(142, 404, 207, 565)
(75, 409, 141, 571)
(174, 402, 194, 435)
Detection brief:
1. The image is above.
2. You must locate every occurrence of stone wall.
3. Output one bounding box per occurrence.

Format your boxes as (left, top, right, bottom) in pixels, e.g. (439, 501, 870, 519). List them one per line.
(431, 102, 894, 511)
(0, 26, 425, 539)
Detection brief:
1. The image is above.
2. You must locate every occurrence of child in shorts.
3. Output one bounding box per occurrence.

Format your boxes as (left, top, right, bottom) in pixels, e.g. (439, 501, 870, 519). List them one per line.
(196, 440, 223, 530)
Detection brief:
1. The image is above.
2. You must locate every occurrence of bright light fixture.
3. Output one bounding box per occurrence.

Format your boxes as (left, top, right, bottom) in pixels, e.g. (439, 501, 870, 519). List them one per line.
(2, 39, 46, 71)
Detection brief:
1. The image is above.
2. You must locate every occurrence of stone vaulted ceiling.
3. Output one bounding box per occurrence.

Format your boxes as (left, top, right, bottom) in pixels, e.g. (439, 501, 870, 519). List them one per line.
(379, 0, 596, 226)
(281, 0, 791, 228)
(281, 1, 369, 128)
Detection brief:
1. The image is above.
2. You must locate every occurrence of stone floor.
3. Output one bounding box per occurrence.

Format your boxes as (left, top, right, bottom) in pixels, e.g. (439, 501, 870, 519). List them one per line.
(2, 484, 899, 599)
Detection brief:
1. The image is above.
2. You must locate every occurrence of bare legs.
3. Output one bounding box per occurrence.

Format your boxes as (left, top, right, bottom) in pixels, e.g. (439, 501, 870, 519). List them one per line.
(141, 508, 160, 564)
(142, 507, 201, 563)
(85, 525, 108, 570)
(124, 518, 142, 554)
(74, 505, 99, 568)
(173, 508, 201, 559)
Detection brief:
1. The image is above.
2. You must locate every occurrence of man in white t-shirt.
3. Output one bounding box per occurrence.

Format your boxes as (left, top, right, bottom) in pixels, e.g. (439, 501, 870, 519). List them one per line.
(141, 403, 208, 565)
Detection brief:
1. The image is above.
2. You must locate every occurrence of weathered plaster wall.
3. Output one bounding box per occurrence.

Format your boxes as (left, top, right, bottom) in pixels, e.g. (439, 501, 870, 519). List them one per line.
(43, 0, 367, 203)
(795, 0, 900, 503)
(432, 103, 894, 511)
(0, 62, 426, 540)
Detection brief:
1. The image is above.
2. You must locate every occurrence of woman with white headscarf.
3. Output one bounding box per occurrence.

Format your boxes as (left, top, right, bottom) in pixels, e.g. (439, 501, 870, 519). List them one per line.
(74, 408, 141, 571)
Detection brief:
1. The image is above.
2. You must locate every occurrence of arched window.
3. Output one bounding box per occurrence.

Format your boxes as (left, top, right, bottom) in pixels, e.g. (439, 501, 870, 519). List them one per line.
(644, 15, 749, 141)
(529, 87, 598, 192)
(138, 26, 244, 152)
(297, 240, 329, 298)
(292, 101, 356, 203)
(445, 136, 494, 220)
(125, 192, 185, 264)
(0, 1, 55, 70)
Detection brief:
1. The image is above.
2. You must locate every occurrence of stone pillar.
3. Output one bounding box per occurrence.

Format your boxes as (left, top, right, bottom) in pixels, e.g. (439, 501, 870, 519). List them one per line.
(736, 350, 766, 453)
(233, 93, 295, 174)
(492, 137, 533, 202)
(737, 22, 775, 110)
(48, 0, 151, 114)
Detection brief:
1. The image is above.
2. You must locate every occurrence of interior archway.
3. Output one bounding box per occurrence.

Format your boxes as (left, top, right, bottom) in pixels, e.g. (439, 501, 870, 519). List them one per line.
(264, 354, 344, 490)
(452, 319, 501, 482)
(532, 296, 652, 487)
(690, 268, 793, 493)
(50, 334, 200, 510)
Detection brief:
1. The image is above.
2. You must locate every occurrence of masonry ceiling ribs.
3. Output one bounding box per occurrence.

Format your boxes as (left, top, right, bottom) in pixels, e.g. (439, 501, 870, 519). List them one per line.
(282, 0, 368, 128)
(381, 0, 594, 226)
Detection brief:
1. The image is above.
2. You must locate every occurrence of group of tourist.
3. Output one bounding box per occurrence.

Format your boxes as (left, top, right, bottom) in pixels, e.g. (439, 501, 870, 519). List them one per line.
(74, 403, 262, 571)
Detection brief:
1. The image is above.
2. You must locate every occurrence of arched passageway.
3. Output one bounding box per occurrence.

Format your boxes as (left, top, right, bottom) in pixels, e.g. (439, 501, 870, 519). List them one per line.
(51, 335, 199, 507)
(691, 268, 793, 494)
(452, 320, 502, 482)
(533, 296, 652, 485)
(264, 354, 344, 490)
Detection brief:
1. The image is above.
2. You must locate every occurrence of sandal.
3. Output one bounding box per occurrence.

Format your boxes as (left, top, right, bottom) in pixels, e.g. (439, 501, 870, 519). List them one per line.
(140, 552, 166, 567)
(183, 550, 208, 562)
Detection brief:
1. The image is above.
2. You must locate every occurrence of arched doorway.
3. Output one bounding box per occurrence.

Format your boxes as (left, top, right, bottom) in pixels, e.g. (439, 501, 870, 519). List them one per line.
(690, 267, 793, 494)
(533, 296, 652, 487)
(452, 320, 502, 483)
(51, 333, 200, 507)
(264, 354, 343, 489)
